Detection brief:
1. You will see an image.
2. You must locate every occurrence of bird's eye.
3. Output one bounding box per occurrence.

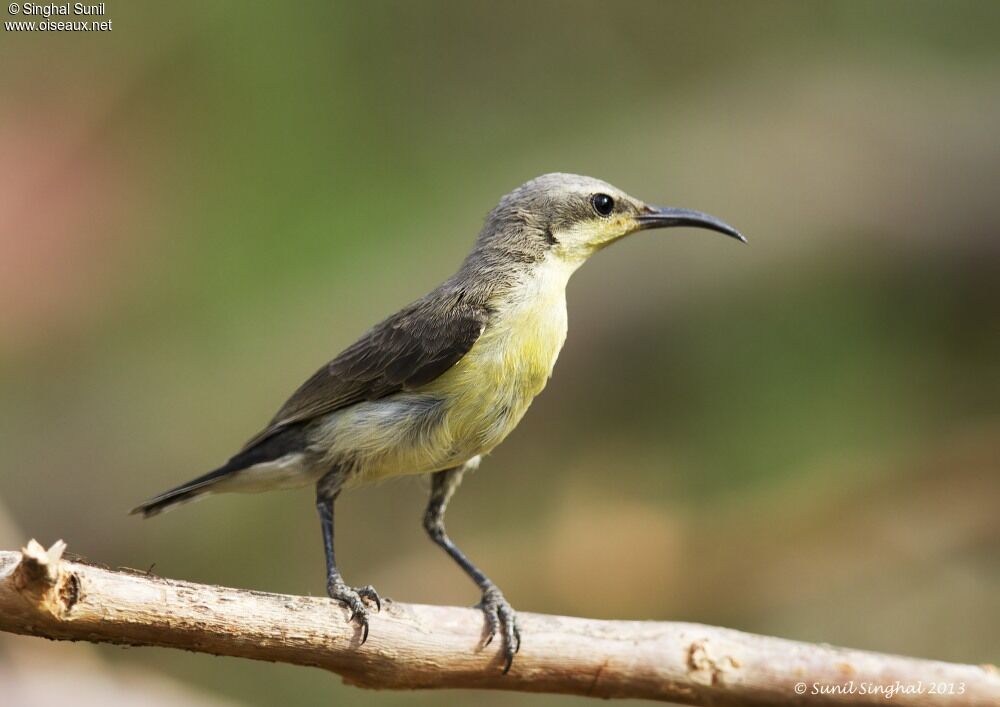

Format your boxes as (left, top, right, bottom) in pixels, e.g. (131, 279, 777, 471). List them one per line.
(591, 193, 615, 217)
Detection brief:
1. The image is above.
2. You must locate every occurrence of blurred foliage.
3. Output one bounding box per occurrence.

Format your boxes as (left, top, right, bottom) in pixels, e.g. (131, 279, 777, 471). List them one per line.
(1, 2, 998, 706)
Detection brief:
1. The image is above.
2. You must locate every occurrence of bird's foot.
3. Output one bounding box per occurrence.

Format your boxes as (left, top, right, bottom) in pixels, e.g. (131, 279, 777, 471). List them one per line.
(477, 582, 521, 673)
(327, 580, 381, 643)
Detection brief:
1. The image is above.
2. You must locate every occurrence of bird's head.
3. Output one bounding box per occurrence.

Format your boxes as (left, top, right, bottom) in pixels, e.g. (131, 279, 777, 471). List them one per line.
(473, 173, 744, 269)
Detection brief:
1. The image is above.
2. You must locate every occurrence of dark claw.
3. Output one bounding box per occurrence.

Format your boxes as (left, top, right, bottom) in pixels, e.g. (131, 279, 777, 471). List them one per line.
(482, 605, 498, 646)
(359, 615, 370, 644)
(477, 584, 520, 674)
(328, 582, 378, 644)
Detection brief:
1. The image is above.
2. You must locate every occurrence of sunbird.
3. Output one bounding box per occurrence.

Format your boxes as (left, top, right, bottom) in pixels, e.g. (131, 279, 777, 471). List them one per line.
(132, 173, 744, 672)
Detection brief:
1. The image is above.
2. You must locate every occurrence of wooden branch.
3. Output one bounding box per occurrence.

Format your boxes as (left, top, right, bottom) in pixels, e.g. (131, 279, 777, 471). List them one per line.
(1, 541, 997, 706)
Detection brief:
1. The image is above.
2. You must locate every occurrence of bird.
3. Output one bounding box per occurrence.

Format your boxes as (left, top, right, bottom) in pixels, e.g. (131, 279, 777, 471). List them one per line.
(131, 173, 744, 672)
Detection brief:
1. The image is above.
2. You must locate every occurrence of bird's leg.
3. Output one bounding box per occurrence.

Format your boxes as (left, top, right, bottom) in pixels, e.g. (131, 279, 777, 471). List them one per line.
(316, 474, 380, 643)
(423, 463, 520, 672)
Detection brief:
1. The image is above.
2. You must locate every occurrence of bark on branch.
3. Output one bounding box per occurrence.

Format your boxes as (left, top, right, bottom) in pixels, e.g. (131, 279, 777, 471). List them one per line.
(1, 540, 997, 706)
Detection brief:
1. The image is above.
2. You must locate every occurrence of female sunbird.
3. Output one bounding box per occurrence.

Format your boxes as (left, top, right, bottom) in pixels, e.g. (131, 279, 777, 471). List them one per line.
(132, 173, 744, 672)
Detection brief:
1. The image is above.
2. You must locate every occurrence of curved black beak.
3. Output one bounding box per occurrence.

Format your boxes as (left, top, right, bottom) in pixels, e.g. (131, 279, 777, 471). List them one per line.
(636, 205, 746, 243)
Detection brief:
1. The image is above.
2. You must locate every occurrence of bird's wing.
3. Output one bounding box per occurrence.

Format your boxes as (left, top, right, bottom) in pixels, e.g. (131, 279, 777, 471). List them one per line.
(240, 292, 488, 451)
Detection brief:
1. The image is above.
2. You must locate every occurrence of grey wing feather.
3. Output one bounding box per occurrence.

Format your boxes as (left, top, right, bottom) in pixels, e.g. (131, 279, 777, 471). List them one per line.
(240, 291, 488, 451)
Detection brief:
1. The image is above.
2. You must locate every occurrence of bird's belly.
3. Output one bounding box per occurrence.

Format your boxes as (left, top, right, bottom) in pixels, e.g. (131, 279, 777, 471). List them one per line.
(310, 395, 458, 486)
(441, 348, 554, 456)
(314, 364, 548, 488)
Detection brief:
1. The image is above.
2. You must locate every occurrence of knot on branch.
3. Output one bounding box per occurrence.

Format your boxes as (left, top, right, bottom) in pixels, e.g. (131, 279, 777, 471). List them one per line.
(687, 639, 742, 687)
(13, 539, 79, 618)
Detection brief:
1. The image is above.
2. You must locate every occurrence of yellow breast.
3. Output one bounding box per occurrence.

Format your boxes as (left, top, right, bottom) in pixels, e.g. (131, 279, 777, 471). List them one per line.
(424, 256, 575, 458)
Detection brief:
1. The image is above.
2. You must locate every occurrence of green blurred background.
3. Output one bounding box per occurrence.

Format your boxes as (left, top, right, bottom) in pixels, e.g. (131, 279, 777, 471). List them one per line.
(2, 2, 998, 705)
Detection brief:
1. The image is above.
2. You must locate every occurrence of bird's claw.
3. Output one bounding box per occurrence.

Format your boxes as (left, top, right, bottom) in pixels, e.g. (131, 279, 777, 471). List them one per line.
(327, 581, 382, 644)
(477, 583, 520, 673)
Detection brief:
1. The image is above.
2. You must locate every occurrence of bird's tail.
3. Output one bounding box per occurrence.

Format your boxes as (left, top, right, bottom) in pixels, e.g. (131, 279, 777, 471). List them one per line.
(129, 460, 243, 518)
(130, 422, 309, 518)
